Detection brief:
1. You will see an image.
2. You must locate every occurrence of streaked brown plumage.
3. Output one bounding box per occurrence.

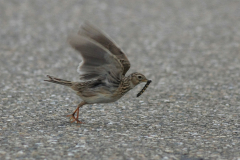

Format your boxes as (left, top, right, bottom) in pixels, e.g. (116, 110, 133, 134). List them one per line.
(45, 22, 151, 124)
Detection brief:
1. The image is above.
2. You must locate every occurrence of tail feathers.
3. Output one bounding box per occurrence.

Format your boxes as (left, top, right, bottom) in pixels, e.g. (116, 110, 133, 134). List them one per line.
(44, 75, 73, 86)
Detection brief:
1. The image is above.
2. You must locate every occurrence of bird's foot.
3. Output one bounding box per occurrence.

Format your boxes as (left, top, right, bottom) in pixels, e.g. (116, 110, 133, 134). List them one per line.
(66, 114, 84, 124)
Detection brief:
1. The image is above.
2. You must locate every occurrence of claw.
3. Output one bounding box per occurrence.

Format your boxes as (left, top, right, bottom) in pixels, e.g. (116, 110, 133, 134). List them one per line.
(76, 119, 84, 124)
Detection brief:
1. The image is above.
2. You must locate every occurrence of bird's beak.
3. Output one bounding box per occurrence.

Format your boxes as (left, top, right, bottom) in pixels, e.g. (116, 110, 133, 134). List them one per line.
(143, 79, 151, 83)
(143, 79, 149, 82)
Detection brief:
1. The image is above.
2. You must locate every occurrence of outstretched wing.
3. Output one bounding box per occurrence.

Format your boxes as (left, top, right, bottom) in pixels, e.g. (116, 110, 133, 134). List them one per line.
(68, 35, 123, 87)
(78, 22, 131, 75)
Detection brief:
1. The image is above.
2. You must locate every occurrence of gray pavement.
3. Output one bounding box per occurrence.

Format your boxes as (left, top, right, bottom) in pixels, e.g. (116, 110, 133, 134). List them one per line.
(1, 0, 240, 159)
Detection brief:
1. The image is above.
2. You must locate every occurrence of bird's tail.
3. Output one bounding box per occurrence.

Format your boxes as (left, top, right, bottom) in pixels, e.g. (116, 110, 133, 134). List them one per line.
(44, 75, 73, 87)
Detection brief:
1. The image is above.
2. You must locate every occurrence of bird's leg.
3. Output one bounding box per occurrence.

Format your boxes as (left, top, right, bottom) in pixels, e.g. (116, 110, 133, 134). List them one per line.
(68, 107, 80, 123)
(67, 101, 86, 124)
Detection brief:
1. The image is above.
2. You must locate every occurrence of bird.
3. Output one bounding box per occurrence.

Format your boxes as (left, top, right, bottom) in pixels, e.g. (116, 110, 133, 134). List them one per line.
(44, 22, 151, 124)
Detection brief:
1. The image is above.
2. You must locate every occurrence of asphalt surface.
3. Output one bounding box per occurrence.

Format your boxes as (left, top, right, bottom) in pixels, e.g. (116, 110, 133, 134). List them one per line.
(1, 0, 240, 159)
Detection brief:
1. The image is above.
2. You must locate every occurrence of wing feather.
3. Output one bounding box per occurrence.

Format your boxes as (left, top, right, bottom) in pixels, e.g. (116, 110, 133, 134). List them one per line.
(78, 22, 131, 75)
(68, 35, 123, 86)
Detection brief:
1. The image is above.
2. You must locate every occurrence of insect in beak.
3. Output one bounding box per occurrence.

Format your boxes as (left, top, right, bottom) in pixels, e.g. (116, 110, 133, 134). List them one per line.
(136, 80, 152, 97)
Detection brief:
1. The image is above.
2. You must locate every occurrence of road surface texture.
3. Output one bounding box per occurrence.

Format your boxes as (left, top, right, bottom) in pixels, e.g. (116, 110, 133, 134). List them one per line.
(1, 0, 240, 159)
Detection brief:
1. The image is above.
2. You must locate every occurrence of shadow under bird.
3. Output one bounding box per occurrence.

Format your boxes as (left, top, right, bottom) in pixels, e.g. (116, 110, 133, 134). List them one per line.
(45, 22, 151, 124)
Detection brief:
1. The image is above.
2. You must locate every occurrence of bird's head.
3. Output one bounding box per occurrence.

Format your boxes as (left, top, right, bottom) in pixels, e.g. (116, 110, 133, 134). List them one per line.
(130, 72, 148, 85)
(129, 72, 152, 97)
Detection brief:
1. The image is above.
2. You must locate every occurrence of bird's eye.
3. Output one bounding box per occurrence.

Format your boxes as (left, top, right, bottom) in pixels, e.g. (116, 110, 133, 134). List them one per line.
(137, 75, 142, 79)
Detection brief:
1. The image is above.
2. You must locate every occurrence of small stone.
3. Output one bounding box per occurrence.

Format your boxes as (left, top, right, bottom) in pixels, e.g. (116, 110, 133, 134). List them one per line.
(165, 148, 173, 153)
(68, 152, 74, 156)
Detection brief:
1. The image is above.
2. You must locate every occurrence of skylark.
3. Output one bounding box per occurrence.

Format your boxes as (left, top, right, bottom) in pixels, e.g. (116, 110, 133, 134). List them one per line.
(45, 22, 151, 124)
